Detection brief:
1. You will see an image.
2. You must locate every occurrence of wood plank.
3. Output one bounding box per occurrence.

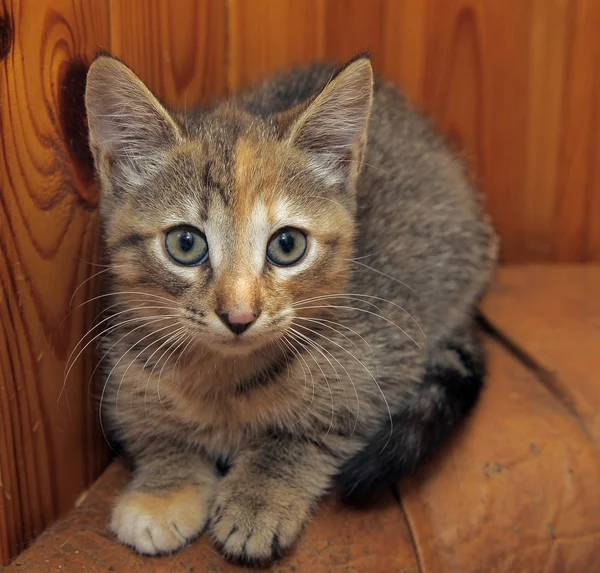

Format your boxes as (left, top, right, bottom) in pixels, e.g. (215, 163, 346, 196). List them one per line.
(323, 0, 386, 71)
(400, 338, 600, 572)
(109, 0, 227, 108)
(0, 0, 111, 565)
(583, 11, 600, 263)
(5, 461, 419, 572)
(381, 0, 429, 106)
(482, 265, 600, 445)
(227, 0, 324, 91)
(538, 0, 600, 262)
(382, 0, 600, 264)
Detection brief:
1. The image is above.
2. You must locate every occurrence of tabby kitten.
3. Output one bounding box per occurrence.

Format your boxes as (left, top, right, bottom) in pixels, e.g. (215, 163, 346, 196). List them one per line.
(84, 53, 496, 565)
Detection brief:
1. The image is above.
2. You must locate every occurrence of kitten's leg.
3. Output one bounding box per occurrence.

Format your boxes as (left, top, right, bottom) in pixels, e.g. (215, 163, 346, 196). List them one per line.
(110, 444, 217, 555)
(209, 437, 339, 565)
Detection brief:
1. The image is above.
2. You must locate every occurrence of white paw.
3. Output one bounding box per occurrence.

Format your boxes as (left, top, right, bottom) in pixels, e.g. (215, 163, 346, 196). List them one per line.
(110, 485, 209, 555)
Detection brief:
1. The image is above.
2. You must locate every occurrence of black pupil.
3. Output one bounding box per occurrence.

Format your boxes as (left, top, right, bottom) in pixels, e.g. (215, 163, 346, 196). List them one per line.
(278, 232, 295, 254)
(179, 231, 195, 252)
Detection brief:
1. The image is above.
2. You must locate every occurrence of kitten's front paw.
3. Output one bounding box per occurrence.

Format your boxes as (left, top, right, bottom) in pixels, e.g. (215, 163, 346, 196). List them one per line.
(210, 479, 312, 565)
(110, 485, 210, 555)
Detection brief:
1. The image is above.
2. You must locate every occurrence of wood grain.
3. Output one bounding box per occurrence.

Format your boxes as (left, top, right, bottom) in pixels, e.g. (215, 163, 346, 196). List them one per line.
(227, 0, 325, 91)
(323, 0, 386, 71)
(0, 0, 110, 564)
(109, 0, 227, 109)
(381, 0, 600, 263)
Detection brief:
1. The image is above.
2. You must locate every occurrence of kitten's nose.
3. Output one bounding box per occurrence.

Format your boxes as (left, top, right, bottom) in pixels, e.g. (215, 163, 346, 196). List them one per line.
(218, 310, 259, 335)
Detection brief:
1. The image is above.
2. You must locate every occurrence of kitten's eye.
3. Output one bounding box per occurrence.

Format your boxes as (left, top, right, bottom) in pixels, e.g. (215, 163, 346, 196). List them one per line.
(165, 226, 208, 266)
(267, 227, 307, 266)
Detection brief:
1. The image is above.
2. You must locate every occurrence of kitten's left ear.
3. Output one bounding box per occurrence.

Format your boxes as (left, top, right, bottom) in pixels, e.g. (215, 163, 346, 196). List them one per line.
(85, 55, 182, 190)
(286, 56, 374, 188)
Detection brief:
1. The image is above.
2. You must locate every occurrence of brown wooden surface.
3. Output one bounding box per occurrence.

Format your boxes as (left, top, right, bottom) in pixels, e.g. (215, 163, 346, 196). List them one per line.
(109, 0, 227, 108)
(6, 327, 600, 572)
(0, 0, 111, 565)
(2, 0, 600, 566)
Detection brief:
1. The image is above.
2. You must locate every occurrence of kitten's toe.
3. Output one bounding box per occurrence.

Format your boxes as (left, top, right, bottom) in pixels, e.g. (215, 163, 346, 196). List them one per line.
(210, 484, 310, 565)
(110, 485, 209, 555)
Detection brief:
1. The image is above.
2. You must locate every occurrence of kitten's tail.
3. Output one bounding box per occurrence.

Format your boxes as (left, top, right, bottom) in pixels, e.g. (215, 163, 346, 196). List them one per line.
(335, 332, 485, 500)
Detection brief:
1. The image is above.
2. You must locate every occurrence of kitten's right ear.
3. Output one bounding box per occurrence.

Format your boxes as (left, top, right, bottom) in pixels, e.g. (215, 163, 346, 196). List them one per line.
(284, 57, 374, 188)
(85, 56, 182, 189)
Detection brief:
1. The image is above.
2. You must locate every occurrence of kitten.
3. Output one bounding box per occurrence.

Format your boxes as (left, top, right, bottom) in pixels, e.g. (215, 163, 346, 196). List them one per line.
(85, 53, 497, 565)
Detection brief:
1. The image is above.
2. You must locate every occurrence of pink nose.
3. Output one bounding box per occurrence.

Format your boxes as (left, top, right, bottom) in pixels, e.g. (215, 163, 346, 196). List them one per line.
(228, 311, 256, 325)
(218, 310, 260, 335)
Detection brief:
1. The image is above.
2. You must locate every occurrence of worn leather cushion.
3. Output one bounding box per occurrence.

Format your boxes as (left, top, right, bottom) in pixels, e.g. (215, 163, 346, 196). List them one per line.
(399, 342, 600, 572)
(5, 266, 600, 572)
(482, 265, 600, 445)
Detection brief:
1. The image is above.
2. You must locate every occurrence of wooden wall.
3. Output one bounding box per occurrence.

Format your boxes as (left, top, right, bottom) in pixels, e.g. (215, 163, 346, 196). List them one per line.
(0, 0, 599, 565)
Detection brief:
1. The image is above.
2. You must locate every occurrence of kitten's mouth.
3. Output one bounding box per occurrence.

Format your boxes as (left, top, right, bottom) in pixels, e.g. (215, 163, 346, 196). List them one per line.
(210, 334, 266, 356)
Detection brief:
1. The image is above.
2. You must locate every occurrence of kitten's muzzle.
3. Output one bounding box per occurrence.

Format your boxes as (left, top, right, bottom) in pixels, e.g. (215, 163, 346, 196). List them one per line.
(218, 309, 260, 335)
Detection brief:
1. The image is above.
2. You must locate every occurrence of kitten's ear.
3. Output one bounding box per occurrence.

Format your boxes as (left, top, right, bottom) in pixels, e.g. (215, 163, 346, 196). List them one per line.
(287, 57, 374, 187)
(85, 55, 182, 189)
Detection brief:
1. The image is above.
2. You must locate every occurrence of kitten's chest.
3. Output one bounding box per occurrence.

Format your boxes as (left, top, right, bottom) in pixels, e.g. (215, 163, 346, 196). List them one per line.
(163, 361, 303, 452)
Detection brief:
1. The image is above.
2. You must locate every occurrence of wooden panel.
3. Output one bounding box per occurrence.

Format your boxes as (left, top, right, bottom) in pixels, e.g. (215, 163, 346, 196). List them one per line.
(323, 0, 386, 71)
(554, 0, 600, 262)
(382, 0, 429, 106)
(227, 0, 325, 91)
(586, 102, 600, 260)
(109, 0, 227, 108)
(0, 0, 110, 565)
(383, 0, 600, 263)
(227, 0, 386, 94)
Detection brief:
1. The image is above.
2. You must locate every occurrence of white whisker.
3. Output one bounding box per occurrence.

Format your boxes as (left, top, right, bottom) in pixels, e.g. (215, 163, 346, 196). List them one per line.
(286, 329, 335, 444)
(290, 325, 360, 435)
(293, 315, 373, 353)
(76, 290, 177, 309)
(61, 310, 180, 408)
(99, 322, 180, 448)
(157, 333, 190, 413)
(282, 334, 316, 426)
(142, 327, 187, 422)
(293, 304, 421, 349)
(348, 260, 417, 296)
(292, 322, 393, 448)
(293, 292, 425, 340)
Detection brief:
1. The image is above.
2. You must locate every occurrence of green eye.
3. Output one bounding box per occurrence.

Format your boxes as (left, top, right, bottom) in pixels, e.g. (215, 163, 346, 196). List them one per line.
(267, 227, 307, 266)
(165, 226, 208, 266)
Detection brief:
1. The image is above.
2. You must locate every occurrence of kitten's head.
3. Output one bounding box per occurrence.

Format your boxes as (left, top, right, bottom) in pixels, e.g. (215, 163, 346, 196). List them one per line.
(85, 55, 373, 356)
